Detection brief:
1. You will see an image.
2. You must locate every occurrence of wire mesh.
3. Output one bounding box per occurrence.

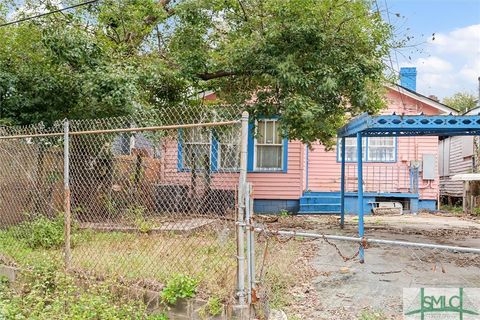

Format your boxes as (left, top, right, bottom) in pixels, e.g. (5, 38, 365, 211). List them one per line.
(0, 130, 65, 268)
(0, 105, 245, 303)
(251, 224, 480, 320)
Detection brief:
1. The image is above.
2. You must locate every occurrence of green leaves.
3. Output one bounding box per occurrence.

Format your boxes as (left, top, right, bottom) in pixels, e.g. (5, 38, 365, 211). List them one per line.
(0, 0, 393, 144)
(443, 92, 477, 113)
(0, 266, 162, 319)
(10, 214, 65, 250)
(160, 274, 199, 305)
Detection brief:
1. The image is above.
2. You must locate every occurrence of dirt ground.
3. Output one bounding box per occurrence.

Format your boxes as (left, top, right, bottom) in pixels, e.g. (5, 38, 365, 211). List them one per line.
(261, 213, 480, 319)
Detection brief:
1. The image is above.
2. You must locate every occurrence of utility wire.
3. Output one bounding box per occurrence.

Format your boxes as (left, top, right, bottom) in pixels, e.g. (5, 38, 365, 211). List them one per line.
(0, 0, 99, 28)
(374, 0, 409, 111)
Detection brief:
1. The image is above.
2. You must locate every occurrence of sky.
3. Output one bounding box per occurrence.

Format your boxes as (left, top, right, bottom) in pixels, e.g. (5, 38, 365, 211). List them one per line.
(381, 0, 480, 100)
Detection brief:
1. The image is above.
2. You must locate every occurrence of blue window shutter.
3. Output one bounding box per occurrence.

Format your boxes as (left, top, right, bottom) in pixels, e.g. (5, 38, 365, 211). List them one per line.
(282, 137, 288, 173)
(211, 131, 219, 172)
(247, 122, 254, 172)
(177, 129, 183, 171)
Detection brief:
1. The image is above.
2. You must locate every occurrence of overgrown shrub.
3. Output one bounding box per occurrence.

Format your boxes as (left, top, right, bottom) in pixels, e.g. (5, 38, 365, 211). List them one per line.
(0, 266, 166, 319)
(11, 214, 65, 249)
(160, 274, 198, 305)
(199, 296, 223, 318)
(126, 205, 156, 233)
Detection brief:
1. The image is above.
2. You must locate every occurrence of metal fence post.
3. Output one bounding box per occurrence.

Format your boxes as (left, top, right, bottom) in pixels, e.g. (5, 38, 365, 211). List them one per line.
(340, 137, 346, 228)
(237, 111, 249, 305)
(357, 133, 365, 263)
(248, 183, 256, 294)
(245, 183, 252, 304)
(63, 119, 72, 270)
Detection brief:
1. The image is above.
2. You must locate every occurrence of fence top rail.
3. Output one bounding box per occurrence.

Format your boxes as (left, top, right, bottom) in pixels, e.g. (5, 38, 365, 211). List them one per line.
(253, 227, 480, 254)
(0, 119, 241, 140)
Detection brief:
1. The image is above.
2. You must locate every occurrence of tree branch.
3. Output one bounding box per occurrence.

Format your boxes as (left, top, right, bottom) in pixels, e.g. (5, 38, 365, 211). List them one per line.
(237, 0, 248, 21)
(159, 0, 175, 16)
(197, 70, 239, 80)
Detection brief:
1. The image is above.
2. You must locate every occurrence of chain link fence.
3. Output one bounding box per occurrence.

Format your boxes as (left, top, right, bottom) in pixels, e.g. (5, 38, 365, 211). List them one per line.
(249, 219, 480, 320)
(0, 105, 247, 304)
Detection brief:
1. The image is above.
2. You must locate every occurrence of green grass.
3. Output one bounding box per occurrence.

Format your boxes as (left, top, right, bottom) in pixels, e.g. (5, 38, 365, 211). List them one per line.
(440, 204, 464, 215)
(0, 220, 305, 311)
(0, 266, 169, 320)
(0, 231, 61, 268)
(0, 225, 237, 302)
(358, 309, 387, 320)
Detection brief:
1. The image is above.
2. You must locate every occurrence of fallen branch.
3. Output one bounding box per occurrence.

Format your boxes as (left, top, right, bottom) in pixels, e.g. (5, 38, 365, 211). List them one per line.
(371, 270, 402, 275)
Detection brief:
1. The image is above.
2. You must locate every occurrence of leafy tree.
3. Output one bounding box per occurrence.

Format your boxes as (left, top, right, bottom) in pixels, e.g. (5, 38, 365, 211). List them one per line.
(0, 0, 394, 145)
(443, 92, 477, 113)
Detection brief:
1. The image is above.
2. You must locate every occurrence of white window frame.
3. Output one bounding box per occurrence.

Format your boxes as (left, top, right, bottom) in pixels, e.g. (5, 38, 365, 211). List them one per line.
(338, 137, 366, 162)
(338, 137, 396, 163)
(254, 119, 284, 171)
(367, 137, 397, 162)
(218, 139, 240, 170)
(182, 127, 212, 170)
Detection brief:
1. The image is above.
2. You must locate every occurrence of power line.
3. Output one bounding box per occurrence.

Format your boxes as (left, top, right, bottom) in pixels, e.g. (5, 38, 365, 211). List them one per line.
(0, 0, 99, 28)
(374, 0, 409, 111)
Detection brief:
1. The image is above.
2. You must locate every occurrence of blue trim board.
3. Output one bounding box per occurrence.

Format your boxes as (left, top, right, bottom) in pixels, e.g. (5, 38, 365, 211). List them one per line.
(419, 199, 437, 211)
(338, 113, 480, 138)
(254, 194, 436, 215)
(247, 122, 255, 172)
(282, 137, 288, 173)
(211, 132, 219, 172)
(305, 146, 309, 190)
(254, 199, 300, 214)
(177, 129, 183, 171)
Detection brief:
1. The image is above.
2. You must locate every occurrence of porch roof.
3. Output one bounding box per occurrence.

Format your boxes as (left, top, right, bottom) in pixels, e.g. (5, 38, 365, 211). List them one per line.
(337, 112, 480, 138)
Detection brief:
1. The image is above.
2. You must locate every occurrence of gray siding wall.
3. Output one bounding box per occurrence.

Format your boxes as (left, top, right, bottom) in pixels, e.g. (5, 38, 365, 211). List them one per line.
(439, 136, 474, 197)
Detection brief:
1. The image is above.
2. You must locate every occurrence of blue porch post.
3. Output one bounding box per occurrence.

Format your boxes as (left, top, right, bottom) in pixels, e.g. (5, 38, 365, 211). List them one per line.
(357, 133, 365, 263)
(305, 145, 309, 191)
(340, 137, 346, 228)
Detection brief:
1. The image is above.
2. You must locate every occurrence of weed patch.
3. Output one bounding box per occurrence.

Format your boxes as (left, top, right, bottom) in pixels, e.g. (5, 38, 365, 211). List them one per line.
(0, 266, 165, 320)
(161, 274, 199, 305)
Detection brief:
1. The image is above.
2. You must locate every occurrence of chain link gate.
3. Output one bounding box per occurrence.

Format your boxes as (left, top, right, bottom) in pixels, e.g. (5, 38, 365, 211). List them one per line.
(0, 107, 254, 314)
(245, 210, 480, 319)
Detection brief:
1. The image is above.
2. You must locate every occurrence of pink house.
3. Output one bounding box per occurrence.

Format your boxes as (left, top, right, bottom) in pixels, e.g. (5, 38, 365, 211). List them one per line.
(245, 67, 456, 214)
(153, 68, 456, 215)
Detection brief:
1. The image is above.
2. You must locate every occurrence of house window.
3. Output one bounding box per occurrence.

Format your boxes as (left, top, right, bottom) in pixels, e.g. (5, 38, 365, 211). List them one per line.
(182, 127, 211, 170)
(219, 143, 240, 169)
(217, 127, 240, 170)
(337, 137, 396, 162)
(338, 137, 366, 162)
(367, 137, 396, 162)
(255, 119, 284, 170)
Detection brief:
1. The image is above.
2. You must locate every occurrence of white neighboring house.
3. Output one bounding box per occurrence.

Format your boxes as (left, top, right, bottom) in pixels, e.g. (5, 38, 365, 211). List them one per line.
(439, 105, 480, 202)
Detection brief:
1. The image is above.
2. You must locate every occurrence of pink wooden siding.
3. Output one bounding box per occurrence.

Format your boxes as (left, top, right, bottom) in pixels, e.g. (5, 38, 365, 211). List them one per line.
(248, 141, 304, 199)
(305, 89, 443, 200)
(155, 88, 445, 201)
(158, 139, 304, 200)
(158, 140, 239, 191)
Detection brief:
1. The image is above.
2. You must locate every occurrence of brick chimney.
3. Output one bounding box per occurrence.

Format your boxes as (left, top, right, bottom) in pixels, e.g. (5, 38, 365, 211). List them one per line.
(400, 67, 417, 92)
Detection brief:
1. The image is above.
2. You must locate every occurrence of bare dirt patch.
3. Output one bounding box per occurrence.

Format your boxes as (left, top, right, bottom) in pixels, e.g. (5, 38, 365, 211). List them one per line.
(259, 213, 480, 319)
